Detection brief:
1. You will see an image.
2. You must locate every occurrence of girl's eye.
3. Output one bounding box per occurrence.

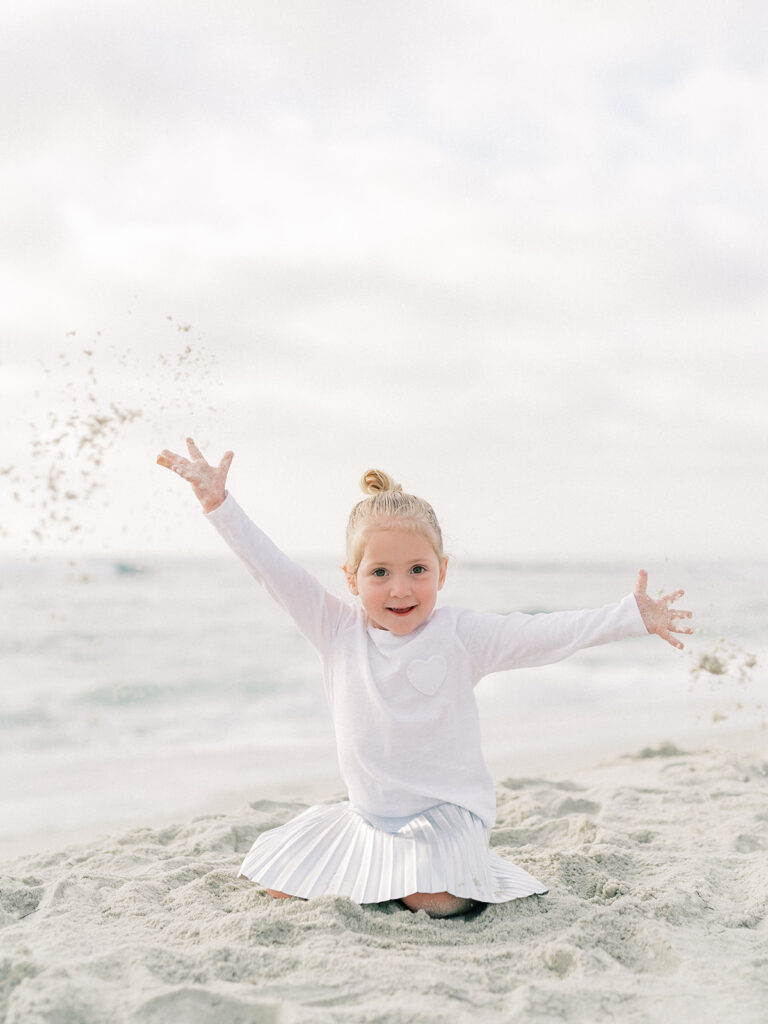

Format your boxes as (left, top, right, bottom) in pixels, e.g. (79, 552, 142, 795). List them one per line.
(411, 565, 427, 575)
(372, 568, 387, 577)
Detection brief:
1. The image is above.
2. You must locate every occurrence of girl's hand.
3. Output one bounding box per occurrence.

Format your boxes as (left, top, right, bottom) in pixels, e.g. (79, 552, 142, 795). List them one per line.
(156, 438, 234, 513)
(633, 569, 693, 650)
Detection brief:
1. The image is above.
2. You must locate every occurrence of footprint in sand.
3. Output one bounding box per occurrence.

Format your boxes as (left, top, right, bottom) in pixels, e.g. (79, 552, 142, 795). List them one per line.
(0, 879, 44, 927)
(555, 797, 601, 818)
(590, 917, 681, 975)
(133, 988, 281, 1024)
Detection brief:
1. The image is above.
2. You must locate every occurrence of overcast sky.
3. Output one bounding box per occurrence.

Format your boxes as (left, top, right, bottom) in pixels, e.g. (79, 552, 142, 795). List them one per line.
(1, 0, 766, 563)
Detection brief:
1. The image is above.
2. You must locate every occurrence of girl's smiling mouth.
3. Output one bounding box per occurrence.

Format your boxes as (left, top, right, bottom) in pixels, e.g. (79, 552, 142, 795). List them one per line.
(388, 606, 416, 615)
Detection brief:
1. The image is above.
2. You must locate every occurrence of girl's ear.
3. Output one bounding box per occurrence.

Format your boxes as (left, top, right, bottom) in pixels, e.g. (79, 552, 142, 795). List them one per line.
(343, 566, 359, 596)
(437, 556, 448, 591)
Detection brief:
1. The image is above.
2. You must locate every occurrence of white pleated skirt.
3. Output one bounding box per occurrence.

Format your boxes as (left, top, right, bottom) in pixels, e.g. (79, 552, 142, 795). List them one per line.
(239, 801, 548, 905)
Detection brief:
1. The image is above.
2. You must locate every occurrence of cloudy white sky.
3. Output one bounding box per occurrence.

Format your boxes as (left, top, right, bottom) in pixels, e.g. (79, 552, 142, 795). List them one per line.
(1, 0, 766, 563)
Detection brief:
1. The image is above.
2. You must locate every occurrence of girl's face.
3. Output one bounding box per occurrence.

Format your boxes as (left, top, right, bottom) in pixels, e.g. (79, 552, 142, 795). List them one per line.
(346, 524, 448, 635)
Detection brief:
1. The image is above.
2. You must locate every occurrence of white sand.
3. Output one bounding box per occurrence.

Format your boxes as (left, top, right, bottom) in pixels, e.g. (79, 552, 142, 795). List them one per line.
(2, 741, 767, 1024)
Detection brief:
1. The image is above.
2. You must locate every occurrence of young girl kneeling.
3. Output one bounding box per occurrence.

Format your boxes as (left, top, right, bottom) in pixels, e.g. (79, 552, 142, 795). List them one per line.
(157, 439, 692, 918)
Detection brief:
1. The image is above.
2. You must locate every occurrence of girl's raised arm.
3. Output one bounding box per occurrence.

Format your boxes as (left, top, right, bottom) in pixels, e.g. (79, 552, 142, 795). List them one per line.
(157, 437, 233, 513)
(156, 438, 352, 654)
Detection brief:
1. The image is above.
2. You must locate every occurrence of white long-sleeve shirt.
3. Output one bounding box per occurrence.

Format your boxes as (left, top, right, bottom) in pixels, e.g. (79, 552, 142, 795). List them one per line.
(207, 494, 648, 828)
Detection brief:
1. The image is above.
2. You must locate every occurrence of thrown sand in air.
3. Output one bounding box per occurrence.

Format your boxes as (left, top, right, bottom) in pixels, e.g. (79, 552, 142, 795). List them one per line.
(4, 317, 220, 546)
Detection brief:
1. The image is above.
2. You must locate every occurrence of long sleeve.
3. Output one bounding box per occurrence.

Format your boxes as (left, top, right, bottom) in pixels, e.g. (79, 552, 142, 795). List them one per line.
(455, 593, 648, 680)
(205, 493, 354, 654)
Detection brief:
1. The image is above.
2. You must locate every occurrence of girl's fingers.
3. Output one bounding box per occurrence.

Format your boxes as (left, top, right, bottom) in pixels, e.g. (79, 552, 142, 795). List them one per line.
(219, 450, 234, 471)
(632, 569, 692, 648)
(660, 629, 684, 650)
(157, 449, 183, 469)
(186, 437, 205, 461)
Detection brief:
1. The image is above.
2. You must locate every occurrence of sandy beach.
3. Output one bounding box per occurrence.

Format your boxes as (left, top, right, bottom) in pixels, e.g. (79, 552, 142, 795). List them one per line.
(2, 736, 767, 1024)
(3, 552, 765, 1021)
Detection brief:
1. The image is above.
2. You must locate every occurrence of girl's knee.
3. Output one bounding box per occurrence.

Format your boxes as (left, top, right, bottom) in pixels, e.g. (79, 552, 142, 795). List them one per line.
(400, 891, 477, 918)
(267, 888, 294, 899)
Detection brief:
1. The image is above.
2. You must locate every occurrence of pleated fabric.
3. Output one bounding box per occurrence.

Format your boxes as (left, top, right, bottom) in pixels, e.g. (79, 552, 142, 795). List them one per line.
(239, 801, 548, 905)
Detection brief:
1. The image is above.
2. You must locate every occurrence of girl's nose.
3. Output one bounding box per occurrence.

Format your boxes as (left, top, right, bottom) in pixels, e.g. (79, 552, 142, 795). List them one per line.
(389, 575, 412, 597)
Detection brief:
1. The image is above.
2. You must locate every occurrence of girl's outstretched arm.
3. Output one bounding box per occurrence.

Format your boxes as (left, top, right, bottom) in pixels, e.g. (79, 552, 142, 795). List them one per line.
(633, 569, 693, 649)
(156, 437, 353, 653)
(157, 437, 233, 513)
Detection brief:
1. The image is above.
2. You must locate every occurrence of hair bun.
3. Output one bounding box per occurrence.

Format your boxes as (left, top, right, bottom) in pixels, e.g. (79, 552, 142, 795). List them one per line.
(360, 469, 402, 496)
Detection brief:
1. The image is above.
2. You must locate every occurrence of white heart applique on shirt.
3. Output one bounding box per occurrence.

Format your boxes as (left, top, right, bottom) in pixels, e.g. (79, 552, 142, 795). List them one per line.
(406, 655, 447, 696)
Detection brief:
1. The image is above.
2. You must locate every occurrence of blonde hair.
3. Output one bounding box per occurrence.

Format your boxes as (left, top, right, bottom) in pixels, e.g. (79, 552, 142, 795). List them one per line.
(345, 469, 444, 574)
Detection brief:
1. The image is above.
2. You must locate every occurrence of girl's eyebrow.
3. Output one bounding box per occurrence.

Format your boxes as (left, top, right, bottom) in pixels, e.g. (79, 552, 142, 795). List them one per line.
(368, 557, 431, 567)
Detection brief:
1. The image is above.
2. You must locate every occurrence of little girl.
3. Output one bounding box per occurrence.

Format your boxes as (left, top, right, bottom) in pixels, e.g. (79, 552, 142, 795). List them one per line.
(157, 439, 692, 918)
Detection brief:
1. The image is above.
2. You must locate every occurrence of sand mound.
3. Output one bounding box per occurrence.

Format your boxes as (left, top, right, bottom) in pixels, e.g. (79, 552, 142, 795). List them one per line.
(2, 748, 767, 1023)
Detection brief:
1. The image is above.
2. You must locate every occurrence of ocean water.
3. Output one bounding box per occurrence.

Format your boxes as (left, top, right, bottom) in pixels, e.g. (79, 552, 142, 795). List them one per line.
(2, 552, 765, 860)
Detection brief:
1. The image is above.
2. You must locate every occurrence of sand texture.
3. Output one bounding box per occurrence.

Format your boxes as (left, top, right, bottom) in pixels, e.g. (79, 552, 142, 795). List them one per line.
(2, 744, 767, 1024)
